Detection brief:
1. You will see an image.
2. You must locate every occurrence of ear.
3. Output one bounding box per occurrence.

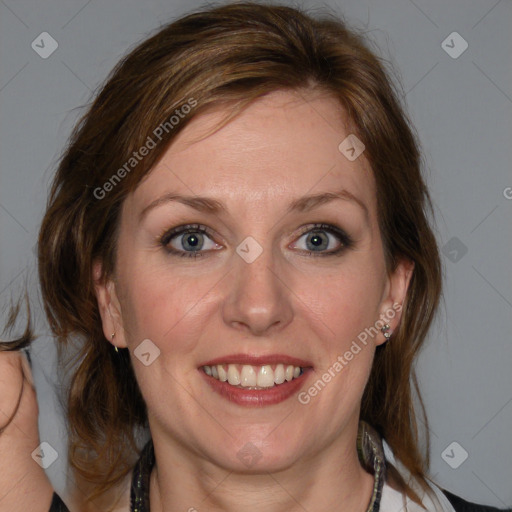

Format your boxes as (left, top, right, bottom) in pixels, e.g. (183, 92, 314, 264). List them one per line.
(375, 257, 415, 346)
(92, 259, 128, 349)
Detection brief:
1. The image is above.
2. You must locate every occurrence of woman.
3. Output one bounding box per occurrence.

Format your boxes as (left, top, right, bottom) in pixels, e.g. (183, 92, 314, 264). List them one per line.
(1, 2, 509, 511)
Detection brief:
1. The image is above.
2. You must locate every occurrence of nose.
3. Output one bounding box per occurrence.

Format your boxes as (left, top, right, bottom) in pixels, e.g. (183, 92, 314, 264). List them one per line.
(222, 240, 294, 337)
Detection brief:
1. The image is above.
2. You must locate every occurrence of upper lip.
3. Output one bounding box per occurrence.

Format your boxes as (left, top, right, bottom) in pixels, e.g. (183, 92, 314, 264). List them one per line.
(199, 353, 312, 368)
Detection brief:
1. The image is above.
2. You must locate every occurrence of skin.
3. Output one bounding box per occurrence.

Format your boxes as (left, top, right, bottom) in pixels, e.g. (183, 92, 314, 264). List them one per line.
(94, 89, 414, 512)
(0, 351, 54, 511)
(0, 351, 129, 512)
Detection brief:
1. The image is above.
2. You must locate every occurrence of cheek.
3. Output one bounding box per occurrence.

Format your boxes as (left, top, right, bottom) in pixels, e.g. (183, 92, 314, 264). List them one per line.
(117, 259, 216, 353)
(300, 262, 385, 341)
(117, 264, 213, 412)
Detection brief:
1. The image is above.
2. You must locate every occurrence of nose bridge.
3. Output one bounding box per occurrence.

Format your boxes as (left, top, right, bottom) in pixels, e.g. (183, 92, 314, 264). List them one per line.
(222, 234, 293, 335)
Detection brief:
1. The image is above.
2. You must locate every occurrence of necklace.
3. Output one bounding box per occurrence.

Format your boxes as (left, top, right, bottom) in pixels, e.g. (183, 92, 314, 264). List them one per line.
(130, 420, 386, 512)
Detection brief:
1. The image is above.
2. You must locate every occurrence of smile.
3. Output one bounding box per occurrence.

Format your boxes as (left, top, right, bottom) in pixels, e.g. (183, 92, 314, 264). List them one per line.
(202, 363, 303, 389)
(199, 355, 313, 406)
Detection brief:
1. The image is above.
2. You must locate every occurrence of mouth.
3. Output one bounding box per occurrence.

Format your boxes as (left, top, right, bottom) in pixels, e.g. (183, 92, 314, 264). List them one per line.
(199, 355, 313, 406)
(202, 363, 304, 389)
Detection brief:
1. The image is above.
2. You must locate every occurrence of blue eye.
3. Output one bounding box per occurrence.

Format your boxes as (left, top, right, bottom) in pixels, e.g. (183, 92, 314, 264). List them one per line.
(160, 224, 219, 258)
(159, 223, 353, 259)
(291, 223, 353, 257)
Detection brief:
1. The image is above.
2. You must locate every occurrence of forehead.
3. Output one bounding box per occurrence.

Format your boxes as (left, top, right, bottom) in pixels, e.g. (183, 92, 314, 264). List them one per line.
(128, 90, 377, 223)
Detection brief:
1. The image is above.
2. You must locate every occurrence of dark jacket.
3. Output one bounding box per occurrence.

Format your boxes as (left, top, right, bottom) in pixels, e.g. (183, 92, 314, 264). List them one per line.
(442, 489, 511, 512)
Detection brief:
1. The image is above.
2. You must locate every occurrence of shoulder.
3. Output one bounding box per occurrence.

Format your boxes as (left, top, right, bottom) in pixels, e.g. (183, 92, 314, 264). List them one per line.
(377, 433, 510, 512)
(441, 488, 512, 512)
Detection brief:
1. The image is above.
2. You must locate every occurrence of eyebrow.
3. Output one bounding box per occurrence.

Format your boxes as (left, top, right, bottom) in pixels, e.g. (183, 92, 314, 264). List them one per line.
(138, 187, 369, 223)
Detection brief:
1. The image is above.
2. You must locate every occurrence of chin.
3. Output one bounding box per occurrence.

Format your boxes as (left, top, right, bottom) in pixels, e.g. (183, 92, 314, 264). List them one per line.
(201, 427, 309, 474)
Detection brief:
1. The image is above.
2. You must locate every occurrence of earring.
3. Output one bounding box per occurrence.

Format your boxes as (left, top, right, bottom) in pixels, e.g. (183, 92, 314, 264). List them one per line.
(380, 324, 392, 340)
(111, 332, 118, 353)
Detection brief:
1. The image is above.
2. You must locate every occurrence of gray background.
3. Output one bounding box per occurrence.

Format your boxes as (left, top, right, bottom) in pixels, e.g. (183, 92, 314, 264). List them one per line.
(1, 0, 511, 508)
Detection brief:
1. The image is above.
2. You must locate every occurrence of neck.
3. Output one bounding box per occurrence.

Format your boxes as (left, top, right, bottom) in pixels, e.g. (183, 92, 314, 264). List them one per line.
(148, 421, 375, 512)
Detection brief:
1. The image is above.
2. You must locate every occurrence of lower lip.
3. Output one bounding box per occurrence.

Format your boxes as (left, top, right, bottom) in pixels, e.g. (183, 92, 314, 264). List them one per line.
(200, 368, 312, 407)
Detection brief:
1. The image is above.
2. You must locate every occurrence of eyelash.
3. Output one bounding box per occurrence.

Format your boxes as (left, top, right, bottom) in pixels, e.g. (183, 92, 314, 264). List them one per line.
(158, 223, 354, 259)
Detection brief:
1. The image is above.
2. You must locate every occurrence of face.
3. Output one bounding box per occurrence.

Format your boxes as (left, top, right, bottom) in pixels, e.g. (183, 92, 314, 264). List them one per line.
(94, 89, 413, 473)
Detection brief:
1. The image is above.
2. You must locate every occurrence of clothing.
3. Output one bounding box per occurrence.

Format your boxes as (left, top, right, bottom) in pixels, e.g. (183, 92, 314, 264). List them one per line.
(49, 421, 510, 511)
(49, 492, 68, 511)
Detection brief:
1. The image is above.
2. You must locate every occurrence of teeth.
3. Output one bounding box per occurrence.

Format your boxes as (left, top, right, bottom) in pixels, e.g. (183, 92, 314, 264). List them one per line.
(217, 365, 228, 382)
(202, 363, 304, 388)
(274, 364, 285, 384)
(257, 365, 274, 388)
(227, 364, 241, 385)
(240, 365, 257, 387)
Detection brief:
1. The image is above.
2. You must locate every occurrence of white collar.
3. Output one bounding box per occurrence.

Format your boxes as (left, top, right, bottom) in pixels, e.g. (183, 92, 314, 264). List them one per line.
(380, 438, 456, 512)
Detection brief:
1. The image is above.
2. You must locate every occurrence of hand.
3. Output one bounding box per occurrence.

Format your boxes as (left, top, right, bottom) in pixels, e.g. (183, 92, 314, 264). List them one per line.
(0, 349, 54, 511)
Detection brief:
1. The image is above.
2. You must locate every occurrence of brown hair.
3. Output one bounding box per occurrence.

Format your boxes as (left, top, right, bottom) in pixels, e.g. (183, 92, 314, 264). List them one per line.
(30, 1, 444, 508)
